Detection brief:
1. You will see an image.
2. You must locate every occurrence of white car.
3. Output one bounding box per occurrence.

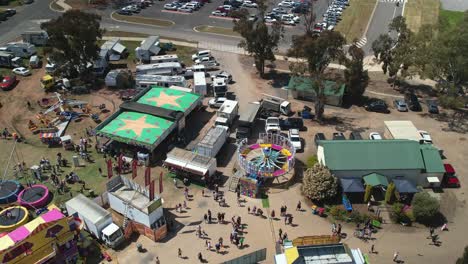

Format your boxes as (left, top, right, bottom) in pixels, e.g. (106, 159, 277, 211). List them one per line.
(265, 117, 280, 133)
(164, 3, 178, 10)
(211, 71, 232, 83)
(288, 129, 302, 150)
(278, 1, 293, 8)
(369, 132, 382, 140)
(282, 14, 300, 23)
(212, 10, 227, 16)
(418, 130, 433, 143)
(282, 19, 295, 25)
(208, 97, 227, 108)
(264, 16, 277, 23)
(178, 6, 193, 12)
(242, 0, 257, 7)
(12, 67, 31, 76)
(195, 56, 216, 65)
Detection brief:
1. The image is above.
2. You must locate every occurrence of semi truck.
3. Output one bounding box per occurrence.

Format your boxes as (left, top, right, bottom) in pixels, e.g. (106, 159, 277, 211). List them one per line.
(66, 194, 124, 249)
(259, 94, 291, 116)
(236, 102, 261, 139)
(215, 99, 238, 127)
(196, 125, 229, 158)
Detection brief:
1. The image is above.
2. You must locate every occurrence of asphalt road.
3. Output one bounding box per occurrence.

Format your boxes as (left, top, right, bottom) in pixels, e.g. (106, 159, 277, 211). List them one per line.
(0, 0, 58, 44)
(362, 1, 402, 54)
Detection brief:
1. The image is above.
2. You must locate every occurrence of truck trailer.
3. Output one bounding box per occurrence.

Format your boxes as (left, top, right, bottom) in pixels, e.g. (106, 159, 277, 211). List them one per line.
(65, 194, 124, 249)
(236, 102, 261, 139)
(196, 125, 229, 158)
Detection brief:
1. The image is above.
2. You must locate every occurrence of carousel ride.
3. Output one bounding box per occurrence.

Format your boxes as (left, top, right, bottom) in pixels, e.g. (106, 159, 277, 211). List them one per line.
(237, 133, 296, 197)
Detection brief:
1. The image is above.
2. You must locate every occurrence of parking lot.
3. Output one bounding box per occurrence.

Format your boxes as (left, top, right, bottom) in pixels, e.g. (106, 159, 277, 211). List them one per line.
(112, 0, 335, 41)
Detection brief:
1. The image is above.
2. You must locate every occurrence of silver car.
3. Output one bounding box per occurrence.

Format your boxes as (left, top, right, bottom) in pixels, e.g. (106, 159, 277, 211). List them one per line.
(393, 99, 408, 112)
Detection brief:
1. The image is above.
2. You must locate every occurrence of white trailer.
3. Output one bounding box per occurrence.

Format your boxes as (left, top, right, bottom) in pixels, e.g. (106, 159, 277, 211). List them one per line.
(196, 125, 229, 158)
(66, 194, 124, 249)
(135, 74, 187, 89)
(136, 62, 183, 75)
(164, 147, 217, 177)
(384, 120, 422, 142)
(21, 31, 49, 46)
(215, 100, 239, 127)
(0, 42, 36, 58)
(135, 36, 161, 62)
(150, 54, 179, 64)
(193, 71, 207, 96)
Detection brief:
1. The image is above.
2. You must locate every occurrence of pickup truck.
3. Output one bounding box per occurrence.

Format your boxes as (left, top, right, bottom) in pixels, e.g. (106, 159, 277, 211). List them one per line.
(265, 117, 280, 133)
(279, 117, 304, 131)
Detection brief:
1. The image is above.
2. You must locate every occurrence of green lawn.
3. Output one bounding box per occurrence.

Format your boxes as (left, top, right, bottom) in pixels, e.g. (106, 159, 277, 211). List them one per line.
(335, 0, 377, 43)
(439, 9, 464, 29)
(404, 0, 440, 32)
(194, 25, 240, 37)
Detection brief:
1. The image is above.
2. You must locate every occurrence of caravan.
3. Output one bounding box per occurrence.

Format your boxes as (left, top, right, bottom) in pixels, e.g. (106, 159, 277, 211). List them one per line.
(135, 75, 187, 89)
(193, 71, 207, 96)
(136, 62, 183, 75)
(150, 54, 179, 64)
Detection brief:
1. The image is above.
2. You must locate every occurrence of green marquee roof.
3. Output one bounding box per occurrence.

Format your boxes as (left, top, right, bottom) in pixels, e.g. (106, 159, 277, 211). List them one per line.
(363, 173, 389, 187)
(137, 87, 201, 113)
(98, 111, 174, 147)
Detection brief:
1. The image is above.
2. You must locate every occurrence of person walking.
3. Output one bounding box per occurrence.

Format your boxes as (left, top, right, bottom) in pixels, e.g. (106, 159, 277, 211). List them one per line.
(198, 252, 203, 262)
(428, 227, 435, 238)
(288, 215, 293, 225)
(173, 178, 177, 187)
(370, 244, 375, 254)
(271, 210, 275, 219)
(296, 201, 301, 211)
(239, 237, 245, 248)
(247, 206, 250, 214)
(204, 213, 208, 223)
(279, 228, 283, 240)
(393, 251, 399, 262)
(284, 215, 288, 225)
(178, 248, 182, 258)
(155, 256, 160, 264)
(207, 241, 211, 251)
(202, 189, 204, 197)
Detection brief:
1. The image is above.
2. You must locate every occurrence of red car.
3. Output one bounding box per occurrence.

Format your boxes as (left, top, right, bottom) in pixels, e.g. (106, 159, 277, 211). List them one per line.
(443, 164, 460, 188)
(0, 76, 17, 91)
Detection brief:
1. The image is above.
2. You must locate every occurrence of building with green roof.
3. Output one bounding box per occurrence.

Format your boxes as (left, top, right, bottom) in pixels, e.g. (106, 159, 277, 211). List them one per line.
(285, 76, 346, 106)
(317, 140, 445, 187)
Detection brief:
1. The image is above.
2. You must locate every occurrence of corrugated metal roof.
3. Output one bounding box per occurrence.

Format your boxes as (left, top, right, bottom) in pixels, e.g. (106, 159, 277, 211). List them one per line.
(420, 144, 445, 173)
(319, 140, 425, 171)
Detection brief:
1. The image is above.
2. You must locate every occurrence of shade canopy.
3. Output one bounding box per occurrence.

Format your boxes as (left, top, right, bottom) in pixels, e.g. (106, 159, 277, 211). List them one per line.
(340, 178, 365, 193)
(393, 179, 419, 193)
(363, 173, 389, 187)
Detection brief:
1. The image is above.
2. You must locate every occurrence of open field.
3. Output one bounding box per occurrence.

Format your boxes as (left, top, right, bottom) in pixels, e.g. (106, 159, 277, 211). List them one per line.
(111, 12, 174, 27)
(404, 0, 440, 33)
(439, 9, 464, 29)
(335, 0, 377, 43)
(194, 25, 240, 37)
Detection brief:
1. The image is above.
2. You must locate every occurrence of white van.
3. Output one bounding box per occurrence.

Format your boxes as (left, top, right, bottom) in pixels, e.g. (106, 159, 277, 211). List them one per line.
(184, 64, 206, 78)
(191, 50, 211, 61)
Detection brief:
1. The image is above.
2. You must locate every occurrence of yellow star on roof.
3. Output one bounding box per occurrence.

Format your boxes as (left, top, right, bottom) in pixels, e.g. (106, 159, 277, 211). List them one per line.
(146, 91, 183, 109)
(114, 116, 159, 136)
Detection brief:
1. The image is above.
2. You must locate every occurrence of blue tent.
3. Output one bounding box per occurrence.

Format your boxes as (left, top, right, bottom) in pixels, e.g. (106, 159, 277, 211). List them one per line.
(340, 178, 365, 193)
(393, 179, 419, 193)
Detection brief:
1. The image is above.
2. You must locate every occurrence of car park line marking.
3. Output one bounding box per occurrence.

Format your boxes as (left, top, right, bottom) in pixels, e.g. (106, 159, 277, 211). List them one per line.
(161, 10, 193, 15)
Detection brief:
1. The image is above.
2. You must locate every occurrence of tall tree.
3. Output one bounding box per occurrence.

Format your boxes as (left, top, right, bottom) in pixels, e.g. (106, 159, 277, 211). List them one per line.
(344, 44, 369, 102)
(288, 31, 345, 120)
(41, 10, 104, 78)
(302, 163, 338, 203)
(371, 16, 414, 88)
(233, 5, 283, 77)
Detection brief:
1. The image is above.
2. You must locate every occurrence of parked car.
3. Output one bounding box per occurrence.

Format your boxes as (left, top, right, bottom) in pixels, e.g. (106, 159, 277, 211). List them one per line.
(418, 130, 432, 143)
(405, 93, 422, 111)
(393, 99, 408, 112)
(443, 164, 460, 188)
(349, 132, 363, 140)
(211, 10, 227, 16)
(195, 56, 216, 64)
(208, 97, 227, 108)
(0, 76, 17, 91)
(264, 16, 277, 23)
(314, 133, 326, 146)
(247, 14, 258, 22)
(288, 129, 302, 151)
(278, 1, 294, 8)
(279, 118, 304, 130)
(365, 100, 390, 113)
(265, 117, 280, 133)
(164, 3, 178, 10)
(282, 19, 295, 25)
(426, 100, 439, 114)
(333, 132, 346, 140)
(242, 0, 257, 8)
(369, 132, 382, 140)
(272, 7, 288, 14)
(4, 9, 16, 16)
(117, 9, 133, 15)
(178, 6, 193, 12)
(12, 67, 31, 76)
(211, 71, 232, 83)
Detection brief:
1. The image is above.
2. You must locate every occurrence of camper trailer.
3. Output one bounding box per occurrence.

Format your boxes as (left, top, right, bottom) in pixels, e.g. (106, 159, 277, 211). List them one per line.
(135, 74, 187, 89)
(135, 62, 183, 76)
(0, 42, 36, 58)
(150, 54, 179, 64)
(135, 36, 161, 63)
(21, 31, 49, 46)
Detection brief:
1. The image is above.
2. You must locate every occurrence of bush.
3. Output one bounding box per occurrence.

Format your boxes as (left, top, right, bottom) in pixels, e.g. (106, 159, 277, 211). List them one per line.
(306, 155, 318, 168)
(412, 192, 440, 223)
(439, 94, 465, 109)
(328, 205, 346, 221)
(302, 164, 339, 203)
(390, 203, 407, 223)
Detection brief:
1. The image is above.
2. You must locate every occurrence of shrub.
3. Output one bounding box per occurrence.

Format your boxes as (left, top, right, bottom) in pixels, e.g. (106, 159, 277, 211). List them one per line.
(302, 164, 339, 203)
(412, 192, 440, 223)
(390, 203, 407, 223)
(306, 155, 318, 168)
(328, 205, 346, 221)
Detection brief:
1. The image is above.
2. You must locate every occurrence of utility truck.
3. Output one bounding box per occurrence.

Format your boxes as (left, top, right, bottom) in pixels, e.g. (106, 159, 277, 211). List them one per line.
(215, 100, 238, 127)
(259, 94, 291, 117)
